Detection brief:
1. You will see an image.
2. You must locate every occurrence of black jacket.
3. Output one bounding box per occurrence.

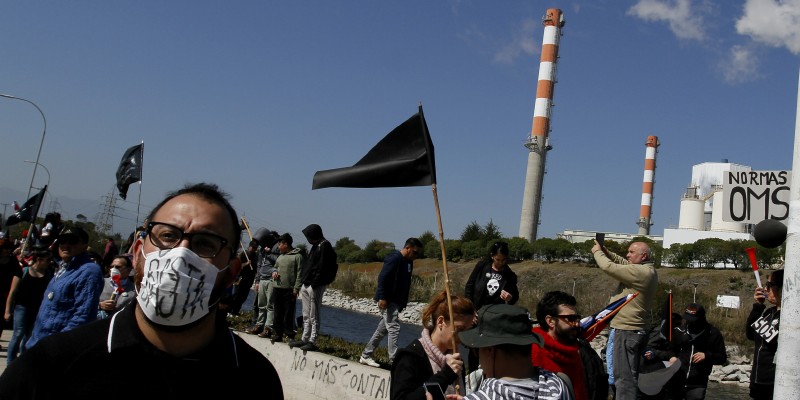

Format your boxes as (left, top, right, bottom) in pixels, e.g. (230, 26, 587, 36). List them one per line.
(464, 259, 518, 309)
(746, 303, 780, 388)
(672, 321, 727, 389)
(390, 339, 459, 400)
(301, 239, 337, 286)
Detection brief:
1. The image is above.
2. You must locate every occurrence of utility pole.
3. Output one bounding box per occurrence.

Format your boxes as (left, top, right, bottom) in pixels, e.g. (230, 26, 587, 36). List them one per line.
(96, 187, 117, 236)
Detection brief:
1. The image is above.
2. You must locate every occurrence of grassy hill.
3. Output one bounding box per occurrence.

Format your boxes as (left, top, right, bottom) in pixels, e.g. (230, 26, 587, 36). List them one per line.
(331, 258, 762, 351)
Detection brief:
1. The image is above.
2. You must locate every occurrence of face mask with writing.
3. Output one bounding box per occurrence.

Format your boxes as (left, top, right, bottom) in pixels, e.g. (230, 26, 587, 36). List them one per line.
(137, 246, 228, 327)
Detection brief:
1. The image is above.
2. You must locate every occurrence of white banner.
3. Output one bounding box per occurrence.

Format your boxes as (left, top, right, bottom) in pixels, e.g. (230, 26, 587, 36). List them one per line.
(722, 170, 791, 223)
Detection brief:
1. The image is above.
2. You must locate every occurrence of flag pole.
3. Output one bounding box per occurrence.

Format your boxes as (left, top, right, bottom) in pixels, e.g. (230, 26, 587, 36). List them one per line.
(420, 102, 460, 394)
(135, 141, 144, 227)
(240, 216, 255, 270)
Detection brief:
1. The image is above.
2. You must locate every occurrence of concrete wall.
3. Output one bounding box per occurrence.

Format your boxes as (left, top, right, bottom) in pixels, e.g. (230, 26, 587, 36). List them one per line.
(237, 333, 391, 400)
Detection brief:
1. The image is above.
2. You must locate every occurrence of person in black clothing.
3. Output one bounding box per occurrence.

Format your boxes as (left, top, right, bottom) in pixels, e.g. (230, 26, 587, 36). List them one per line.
(669, 303, 727, 400)
(463, 241, 519, 371)
(359, 237, 424, 367)
(289, 223, 338, 352)
(0, 182, 283, 399)
(229, 240, 258, 315)
(746, 269, 783, 400)
(391, 290, 475, 400)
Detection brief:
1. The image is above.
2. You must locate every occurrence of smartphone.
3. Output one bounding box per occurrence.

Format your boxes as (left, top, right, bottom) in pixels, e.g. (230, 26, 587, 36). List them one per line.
(596, 232, 605, 247)
(424, 382, 445, 400)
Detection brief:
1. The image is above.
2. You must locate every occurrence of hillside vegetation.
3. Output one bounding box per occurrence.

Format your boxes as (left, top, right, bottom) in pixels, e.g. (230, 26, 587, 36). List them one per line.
(331, 258, 761, 351)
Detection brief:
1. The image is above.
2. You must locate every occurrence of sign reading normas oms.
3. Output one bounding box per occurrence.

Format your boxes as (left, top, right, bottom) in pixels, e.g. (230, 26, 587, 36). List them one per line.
(722, 170, 791, 223)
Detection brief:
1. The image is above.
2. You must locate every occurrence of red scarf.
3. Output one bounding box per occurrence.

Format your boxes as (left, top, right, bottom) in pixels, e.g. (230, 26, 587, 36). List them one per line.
(531, 326, 589, 400)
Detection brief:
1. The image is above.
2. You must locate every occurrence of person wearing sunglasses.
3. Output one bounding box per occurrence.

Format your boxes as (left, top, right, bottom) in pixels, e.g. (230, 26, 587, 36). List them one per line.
(0, 183, 283, 399)
(746, 269, 783, 400)
(25, 226, 105, 349)
(532, 291, 607, 400)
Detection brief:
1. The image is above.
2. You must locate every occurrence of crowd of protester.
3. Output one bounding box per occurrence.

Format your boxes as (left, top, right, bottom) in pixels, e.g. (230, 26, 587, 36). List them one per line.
(0, 194, 784, 400)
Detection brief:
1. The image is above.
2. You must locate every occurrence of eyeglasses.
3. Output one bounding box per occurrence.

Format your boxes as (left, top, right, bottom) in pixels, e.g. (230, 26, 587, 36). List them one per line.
(146, 221, 230, 258)
(766, 281, 781, 291)
(555, 314, 582, 323)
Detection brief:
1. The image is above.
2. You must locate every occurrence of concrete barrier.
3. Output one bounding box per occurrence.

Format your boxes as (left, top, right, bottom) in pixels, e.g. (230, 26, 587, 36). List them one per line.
(237, 333, 391, 400)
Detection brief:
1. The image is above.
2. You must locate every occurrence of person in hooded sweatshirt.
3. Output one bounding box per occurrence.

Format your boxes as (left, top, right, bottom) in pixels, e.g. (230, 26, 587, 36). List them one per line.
(288, 224, 337, 352)
(269, 233, 306, 344)
(669, 303, 727, 400)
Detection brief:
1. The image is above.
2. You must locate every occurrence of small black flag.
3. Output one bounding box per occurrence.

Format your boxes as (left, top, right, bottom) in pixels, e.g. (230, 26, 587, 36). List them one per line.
(116, 143, 144, 200)
(5, 185, 47, 226)
(312, 106, 436, 189)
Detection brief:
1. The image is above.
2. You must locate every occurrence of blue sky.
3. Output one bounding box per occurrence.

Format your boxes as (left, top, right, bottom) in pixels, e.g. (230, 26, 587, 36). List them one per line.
(1, 0, 798, 248)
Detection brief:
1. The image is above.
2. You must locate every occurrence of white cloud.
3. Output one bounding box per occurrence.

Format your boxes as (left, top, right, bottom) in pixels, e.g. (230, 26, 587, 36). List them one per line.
(493, 19, 540, 64)
(627, 0, 706, 41)
(736, 0, 800, 54)
(718, 44, 762, 83)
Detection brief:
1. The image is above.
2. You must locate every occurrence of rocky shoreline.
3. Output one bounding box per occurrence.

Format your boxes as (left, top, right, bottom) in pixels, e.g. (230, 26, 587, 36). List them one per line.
(321, 289, 752, 387)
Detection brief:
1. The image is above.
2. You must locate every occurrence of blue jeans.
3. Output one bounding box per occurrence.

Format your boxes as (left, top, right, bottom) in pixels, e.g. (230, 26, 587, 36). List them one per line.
(7, 305, 35, 363)
(361, 302, 401, 362)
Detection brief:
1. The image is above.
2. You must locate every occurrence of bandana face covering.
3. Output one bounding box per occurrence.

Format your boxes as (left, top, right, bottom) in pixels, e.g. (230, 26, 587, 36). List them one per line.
(137, 246, 228, 327)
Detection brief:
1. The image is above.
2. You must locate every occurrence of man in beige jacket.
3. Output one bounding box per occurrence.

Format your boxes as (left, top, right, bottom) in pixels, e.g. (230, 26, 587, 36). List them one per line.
(591, 241, 658, 400)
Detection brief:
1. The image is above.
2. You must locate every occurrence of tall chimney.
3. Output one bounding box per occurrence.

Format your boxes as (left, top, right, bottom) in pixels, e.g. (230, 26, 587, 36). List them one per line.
(519, 8, 565, 242)
(637, 135, 659, 235)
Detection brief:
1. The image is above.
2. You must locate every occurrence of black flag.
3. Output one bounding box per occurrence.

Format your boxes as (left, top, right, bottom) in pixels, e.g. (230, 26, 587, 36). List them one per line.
(312, 106, 436, 189)
(116, 143, 143, 200)
(5, 185, 47, 226)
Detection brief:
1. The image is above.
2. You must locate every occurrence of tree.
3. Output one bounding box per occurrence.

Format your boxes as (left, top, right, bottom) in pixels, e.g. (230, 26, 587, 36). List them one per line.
(424, 238, 441, 260)
(553, 238, 574, 262)
(334, 237, 361, 263)
(461, 240, 485, 261)
(483, 220, 502, 243)
(663, 243, 694, 268)
(419, 231, 437, 249)
(460, 221, 483, 243)
(507, 237, 533, 260)
(694, 238, 727, 268)
(443, 239, 462, 262)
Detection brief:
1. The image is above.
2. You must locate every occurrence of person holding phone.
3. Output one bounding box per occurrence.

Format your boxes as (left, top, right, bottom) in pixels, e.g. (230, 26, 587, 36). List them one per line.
(390, 290, 475, 400)
(746, 269, 783, 400)
(591, 240, 658, 400)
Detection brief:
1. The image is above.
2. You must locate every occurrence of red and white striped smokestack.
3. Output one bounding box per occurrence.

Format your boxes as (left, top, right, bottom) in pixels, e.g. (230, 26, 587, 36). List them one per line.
(637, 135, 659, 235)
(519, 8, 565, 242)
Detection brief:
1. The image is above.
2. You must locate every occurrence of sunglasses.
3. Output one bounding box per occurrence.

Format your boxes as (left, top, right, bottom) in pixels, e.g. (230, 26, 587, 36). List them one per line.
(766, 281, 781, 290)
(555, 314, 582, 323)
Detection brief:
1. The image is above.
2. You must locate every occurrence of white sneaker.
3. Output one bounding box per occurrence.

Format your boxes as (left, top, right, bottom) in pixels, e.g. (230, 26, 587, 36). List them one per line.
(359, 356, 380, 367)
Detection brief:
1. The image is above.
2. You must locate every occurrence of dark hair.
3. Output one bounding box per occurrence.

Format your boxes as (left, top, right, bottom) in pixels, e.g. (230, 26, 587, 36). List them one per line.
(421, 290, 475, 332)
(112, 255, 133, 269)
(145, 183, 241, 256)
(536, 291, 577, 332)
(405, 237, 423, 249)
(770, 269, 784, 288)
(490, 242, 509, 257)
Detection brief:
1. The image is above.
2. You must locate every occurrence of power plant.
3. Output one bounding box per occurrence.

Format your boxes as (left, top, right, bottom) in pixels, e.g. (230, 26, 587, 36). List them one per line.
(519, 8, 565, 242)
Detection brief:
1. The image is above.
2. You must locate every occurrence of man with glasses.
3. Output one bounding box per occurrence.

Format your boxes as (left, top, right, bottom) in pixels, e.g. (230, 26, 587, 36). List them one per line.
(0, 183, 283, 399)
(532, 291, 607, 400)
(26, 226, 105, 349)
(359, 237, 423, 367)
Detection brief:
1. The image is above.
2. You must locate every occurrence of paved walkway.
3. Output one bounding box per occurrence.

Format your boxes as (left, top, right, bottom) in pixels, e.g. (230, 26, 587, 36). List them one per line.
(0, 328, 12, 373)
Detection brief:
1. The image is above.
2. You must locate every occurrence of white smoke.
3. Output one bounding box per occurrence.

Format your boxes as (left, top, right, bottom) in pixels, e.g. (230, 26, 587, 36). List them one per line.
(627, 0, 706, 41)
(493, 18, 540, 64)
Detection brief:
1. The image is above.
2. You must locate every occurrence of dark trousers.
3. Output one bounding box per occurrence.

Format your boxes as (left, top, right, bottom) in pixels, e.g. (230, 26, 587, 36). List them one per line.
(231, 266, 256, 314)
(272, 287, 296, 338)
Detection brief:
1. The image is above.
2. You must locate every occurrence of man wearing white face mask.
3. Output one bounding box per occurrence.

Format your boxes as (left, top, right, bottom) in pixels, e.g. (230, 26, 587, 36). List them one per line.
(97, 255, 136, 319)
(0, 183, 283, 399)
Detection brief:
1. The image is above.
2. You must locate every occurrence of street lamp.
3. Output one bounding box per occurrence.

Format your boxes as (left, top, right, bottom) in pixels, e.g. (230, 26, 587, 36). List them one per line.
(0, 94, 47, 200)
(24, 160, 50, 189)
